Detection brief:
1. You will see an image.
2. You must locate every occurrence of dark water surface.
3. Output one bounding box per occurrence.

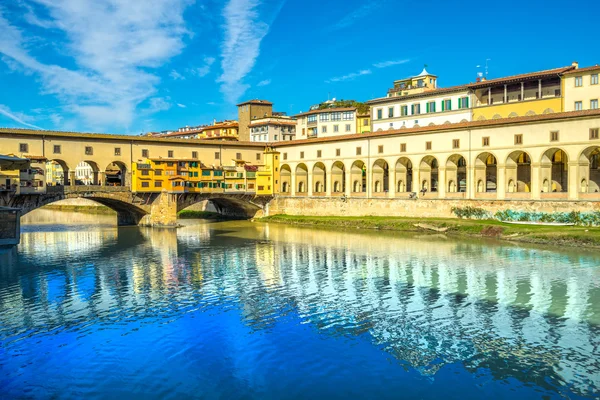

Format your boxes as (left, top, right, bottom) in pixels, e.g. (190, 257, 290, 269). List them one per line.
(1, 210, 600, 399)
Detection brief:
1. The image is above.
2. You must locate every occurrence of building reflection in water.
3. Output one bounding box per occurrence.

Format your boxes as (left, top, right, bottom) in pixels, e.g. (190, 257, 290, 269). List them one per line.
(1, 218, 599, 396)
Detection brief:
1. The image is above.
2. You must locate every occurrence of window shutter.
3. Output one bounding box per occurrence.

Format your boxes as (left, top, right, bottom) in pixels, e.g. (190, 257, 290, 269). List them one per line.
(441, 101, 445, 111)
(465, 97, 469, 108)
(426, 103, 430, 113)
(458, 98, 462, 108)
(411, 105, 414, 115)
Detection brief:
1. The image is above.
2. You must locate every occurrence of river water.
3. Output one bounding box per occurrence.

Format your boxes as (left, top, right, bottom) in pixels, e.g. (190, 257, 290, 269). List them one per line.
(1, 209, 599, 399)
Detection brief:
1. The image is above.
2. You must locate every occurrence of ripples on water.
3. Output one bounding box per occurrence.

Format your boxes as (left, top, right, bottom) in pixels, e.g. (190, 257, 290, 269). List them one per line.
(1, 210, 600, 399)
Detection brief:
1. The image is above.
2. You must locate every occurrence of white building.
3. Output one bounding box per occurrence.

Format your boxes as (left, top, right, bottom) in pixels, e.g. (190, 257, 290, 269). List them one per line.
(249, 116, 296, 142)
(294, 107, 357, 139)
(367, 68, 472, 131)
(75, 161, 94, 184)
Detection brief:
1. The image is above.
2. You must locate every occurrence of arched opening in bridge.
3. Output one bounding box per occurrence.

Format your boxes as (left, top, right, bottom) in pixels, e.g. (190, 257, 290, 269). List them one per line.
(541, 148, 568, 193)
(75, 161, 100, 185)
(21, 194, 147, 227)
(395, 158, 412, 193)
(312, 162, 326, 194)
(372, 159, 389, 193)
(475, 153, 497, 192)
(295, 163, 308, 193)
(419, 156, 438, 192)
(105, 162, 127, 186)
(350, 160, 366, 193)
(579, 146, 600, 193)
(45, 160, 69, 186)
(446, 155, 467, 193)
(280, 164, 291, 193)
(178, 197, 262, 220)
(506, 151, 531, 193)
(331, 161, 346, 194)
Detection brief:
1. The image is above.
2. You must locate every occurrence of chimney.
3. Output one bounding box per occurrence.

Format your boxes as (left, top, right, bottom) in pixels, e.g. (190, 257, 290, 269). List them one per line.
(572, 61, 579, 69)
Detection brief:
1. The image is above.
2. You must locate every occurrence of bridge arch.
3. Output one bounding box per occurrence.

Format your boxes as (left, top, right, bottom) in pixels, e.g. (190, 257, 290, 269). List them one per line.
(176, 193, 268, 219)
(45, 159, 71, 186)
(15, 187, 149, 226)
(105, 161, 128, 186)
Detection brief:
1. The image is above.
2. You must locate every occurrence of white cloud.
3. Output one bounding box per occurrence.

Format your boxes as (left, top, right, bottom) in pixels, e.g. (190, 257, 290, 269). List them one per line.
(373, 59, 410, 68)
(144, 97, 172, 114)
(177, 103, 186, 108)
(170, 69, 185, 80)
(331, 2, 382, 31)
(190, 56, 215, 77)
(49, 113, 64, 126)
(218, 0, 285, 103)
(206, 101, 217, 105)
(326, 69, 372, 83)
(0, 104, 43, 129)
(257, 79, 271, 87)
(0, 0, 192, 130)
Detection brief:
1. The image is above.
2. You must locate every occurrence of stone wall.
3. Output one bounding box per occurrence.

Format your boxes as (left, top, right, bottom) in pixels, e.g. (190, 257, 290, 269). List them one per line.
(141, 192, 178, 227)
(43, 198, 106, 207)
(266, 196, 600, 218)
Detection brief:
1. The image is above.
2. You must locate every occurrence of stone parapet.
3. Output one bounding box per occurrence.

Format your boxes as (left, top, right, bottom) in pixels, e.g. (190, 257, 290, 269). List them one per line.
(266, 196, 600, 218)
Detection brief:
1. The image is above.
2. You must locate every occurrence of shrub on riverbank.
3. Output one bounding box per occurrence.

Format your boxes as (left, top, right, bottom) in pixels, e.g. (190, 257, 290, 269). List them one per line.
(451, 206, 491, 219)
(451, 206, 600, 226)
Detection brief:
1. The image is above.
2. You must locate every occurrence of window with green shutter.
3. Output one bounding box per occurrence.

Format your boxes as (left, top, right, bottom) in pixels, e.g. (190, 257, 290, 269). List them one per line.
(458, 98, 462, 108)
(426, 103, 429, 113)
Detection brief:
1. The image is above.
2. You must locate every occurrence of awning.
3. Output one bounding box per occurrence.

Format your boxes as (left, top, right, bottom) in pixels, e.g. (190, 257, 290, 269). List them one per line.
(0, 155, 30, 170)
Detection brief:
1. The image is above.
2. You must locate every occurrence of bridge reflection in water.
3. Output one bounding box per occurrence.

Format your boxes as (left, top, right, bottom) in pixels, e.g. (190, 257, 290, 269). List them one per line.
(1, 218, 599, 397)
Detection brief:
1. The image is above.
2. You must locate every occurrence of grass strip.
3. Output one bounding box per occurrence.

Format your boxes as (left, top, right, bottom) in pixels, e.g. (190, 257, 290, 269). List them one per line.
(259, 214, 600, 249)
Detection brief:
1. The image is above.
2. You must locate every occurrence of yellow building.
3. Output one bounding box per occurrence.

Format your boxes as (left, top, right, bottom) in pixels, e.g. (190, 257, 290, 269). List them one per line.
(131, 149, 281, 195)
(470, 66, 569, 121)
(197, 121, 239, 140)
(388, 68, 438, 97)
(256, 147, 280, 195)
(356, 113, 371, 133)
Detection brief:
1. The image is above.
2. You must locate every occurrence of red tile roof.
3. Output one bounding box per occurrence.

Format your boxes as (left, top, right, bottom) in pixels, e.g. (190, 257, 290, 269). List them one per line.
(0, 128, 264, 147)
(466, 66, 573, 88)
(561, 65, 600, 75)
(236, 99, 273, 106)
(368, 84, 470, 105)
(294, 107, 356, 117)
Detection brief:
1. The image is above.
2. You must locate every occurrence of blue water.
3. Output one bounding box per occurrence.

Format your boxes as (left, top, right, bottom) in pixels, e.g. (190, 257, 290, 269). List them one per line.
(1, 211, 600, 399)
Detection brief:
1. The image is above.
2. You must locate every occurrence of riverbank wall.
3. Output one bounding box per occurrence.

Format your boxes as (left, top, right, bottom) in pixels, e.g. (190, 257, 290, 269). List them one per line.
(265, 196, 600, 218)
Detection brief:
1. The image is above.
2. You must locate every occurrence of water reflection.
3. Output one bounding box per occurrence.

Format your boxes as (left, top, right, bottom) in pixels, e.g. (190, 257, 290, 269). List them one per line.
(1, 216, 599, 398)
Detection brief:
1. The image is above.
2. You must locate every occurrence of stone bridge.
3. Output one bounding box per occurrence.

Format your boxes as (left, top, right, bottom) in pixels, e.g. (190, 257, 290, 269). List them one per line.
(0, 186, 273, 226)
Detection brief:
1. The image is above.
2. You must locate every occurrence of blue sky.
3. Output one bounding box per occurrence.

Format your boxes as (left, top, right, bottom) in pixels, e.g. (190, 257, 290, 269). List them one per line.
(0, 0, 598, 135)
